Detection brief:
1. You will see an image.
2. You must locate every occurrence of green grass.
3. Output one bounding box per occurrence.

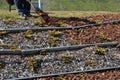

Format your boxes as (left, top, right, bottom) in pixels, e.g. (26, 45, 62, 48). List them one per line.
(42, 0, 120, 12)
(0, 0, 120, 12)
(0, 1, 8, 10)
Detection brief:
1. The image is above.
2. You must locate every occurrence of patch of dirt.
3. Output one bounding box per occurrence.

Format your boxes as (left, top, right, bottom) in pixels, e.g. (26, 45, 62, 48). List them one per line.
(38, 70, 120, 80)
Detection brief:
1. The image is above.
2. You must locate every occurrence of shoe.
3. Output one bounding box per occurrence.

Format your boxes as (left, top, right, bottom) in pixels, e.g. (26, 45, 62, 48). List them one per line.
(19, 15, 27, 20)
(26, 14, 32, 17)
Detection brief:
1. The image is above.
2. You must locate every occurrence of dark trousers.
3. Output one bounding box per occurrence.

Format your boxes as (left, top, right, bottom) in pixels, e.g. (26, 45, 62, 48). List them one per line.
(14, 0, 31, 16)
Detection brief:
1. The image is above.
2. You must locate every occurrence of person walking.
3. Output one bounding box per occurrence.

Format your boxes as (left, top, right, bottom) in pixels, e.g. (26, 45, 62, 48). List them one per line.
(14, 0, 32, 18)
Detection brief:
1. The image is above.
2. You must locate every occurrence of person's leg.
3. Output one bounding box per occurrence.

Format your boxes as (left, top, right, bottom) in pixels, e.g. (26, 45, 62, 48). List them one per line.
(14, 0, 19, 10)
(14, 0, 24, 17)
(23, 0, 31, 16)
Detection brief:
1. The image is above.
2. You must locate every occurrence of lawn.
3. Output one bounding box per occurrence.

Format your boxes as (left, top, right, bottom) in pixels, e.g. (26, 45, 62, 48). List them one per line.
(42, 0, 120, 12)
(0, 0, 120, 12)
(0, 9, 119, 19)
